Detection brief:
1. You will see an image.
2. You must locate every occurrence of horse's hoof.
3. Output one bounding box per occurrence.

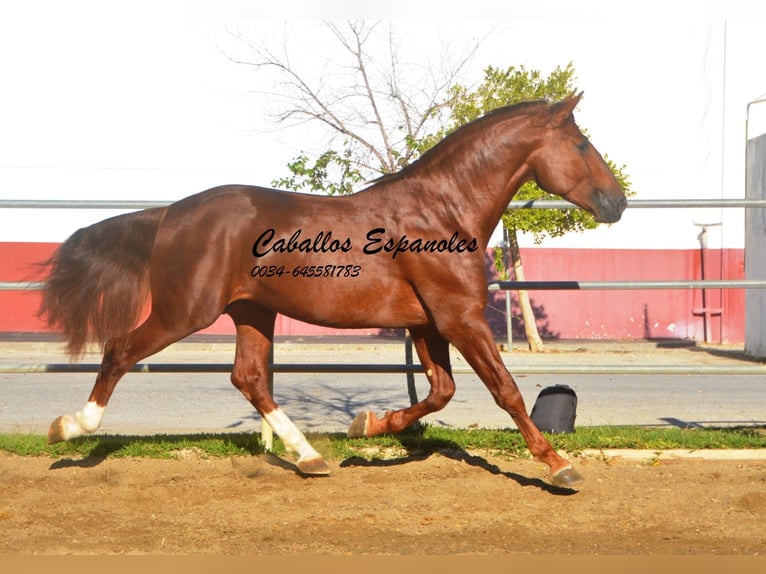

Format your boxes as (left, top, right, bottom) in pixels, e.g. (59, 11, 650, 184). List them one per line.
(550, 465, 585, 488)
(297, 456, 331, 476)
(348, 412, 370, 438)
(47, 415, 72, 444)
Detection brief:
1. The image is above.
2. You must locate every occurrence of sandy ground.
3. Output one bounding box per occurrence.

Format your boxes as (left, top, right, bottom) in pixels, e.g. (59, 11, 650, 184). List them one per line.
(2, 338, 765, 558)
(1, 448, 764, 556)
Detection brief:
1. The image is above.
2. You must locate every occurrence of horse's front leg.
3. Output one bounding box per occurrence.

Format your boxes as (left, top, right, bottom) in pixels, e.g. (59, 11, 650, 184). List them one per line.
(227, 301, 330, 476)
(439, 312, 584, 488)
(348, 325, 455, 437)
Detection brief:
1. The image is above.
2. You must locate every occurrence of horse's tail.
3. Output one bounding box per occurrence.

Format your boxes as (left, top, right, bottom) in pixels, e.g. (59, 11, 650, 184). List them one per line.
(39, 207, 168, 359)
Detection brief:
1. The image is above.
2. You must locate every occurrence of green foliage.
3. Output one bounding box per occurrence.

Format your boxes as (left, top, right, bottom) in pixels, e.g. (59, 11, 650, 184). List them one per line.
(272, 149, 365, 196)
(413, 63, 577, 153)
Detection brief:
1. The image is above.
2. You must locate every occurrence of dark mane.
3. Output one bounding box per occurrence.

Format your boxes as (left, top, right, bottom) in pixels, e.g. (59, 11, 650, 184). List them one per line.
(366, 99, 550, 188)
(473, 98, 549, 122)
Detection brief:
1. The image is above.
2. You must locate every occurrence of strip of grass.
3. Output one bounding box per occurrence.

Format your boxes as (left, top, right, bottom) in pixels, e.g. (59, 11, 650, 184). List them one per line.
(0, 432, 265, 459)
(323, 425, 766, 462)
(1, 425, 763, 462)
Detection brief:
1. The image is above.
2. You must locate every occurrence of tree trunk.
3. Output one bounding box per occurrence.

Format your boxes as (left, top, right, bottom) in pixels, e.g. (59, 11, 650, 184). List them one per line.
(507, 229, 546, 352)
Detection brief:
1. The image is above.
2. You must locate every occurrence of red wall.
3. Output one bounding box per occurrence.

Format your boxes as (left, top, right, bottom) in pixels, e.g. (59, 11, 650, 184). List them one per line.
(486, 247, 745, 343)
(1, 242, 745, 343)
(1, 242, 54, 333)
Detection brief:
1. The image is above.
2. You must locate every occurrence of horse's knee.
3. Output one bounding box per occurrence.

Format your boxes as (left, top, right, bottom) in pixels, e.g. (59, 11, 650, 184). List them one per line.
(230, 373, 251, 400)
(230, 371, 271, 406)
(492, 383, 527, 417)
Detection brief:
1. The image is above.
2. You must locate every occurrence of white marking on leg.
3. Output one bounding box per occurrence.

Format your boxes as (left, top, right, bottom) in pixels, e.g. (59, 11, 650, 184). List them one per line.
(55, 401, 106, 441)
(262, 408, 321, 463)
(76, 401, 105, 433)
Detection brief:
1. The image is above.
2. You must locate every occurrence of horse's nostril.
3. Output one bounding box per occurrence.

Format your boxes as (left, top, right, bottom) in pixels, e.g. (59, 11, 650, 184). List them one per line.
(617, 197, 628, 211)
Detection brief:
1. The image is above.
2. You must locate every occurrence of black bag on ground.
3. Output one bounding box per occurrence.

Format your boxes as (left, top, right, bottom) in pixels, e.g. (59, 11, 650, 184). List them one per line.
(530, 384, 577, 434)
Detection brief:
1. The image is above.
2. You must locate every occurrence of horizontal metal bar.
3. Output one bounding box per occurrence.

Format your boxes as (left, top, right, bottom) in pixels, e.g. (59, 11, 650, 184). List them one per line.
(1, 362, 764, 375)
(505, 198, 766, 209)
(0, 282, 44, 291)
(275, 363, 766, 375)
(0, 199, 170, 209)
(488, 279, 766, 291)
(2, 198, 766, 210)
(0, 363, 415, 374)
(4, 279, 765, 292)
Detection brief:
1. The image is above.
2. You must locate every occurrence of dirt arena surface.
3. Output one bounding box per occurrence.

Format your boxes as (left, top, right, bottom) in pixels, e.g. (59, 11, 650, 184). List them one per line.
(1, 448, 764, 555)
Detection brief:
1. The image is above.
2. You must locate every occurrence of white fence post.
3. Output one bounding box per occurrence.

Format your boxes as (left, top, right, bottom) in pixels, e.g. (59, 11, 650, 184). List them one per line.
(745, 133, 766, 359)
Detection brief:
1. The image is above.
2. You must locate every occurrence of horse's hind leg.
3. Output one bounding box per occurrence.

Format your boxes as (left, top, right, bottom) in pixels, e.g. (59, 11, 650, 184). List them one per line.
(348, 325, 455, 438)
(47, 314, 197, 444)
(227, 301, 330, 475)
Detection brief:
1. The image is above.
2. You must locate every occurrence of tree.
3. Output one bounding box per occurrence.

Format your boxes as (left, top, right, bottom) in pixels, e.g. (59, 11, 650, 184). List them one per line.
(225, 20, 488, 192)
(417, 64, 632, 351)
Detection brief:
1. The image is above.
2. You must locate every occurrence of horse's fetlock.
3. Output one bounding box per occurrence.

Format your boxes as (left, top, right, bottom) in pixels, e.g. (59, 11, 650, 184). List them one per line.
(75, 402, 105, 433)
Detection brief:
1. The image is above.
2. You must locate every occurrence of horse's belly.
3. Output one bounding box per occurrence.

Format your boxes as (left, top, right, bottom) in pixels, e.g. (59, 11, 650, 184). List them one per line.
(252, 276, 428, 329)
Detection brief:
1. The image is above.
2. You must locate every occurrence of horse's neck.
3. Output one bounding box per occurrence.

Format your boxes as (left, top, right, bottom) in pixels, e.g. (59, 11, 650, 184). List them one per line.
(415, 136, 533, 246)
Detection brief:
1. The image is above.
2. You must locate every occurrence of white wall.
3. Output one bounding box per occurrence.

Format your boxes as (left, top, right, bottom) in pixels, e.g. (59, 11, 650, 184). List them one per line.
(1, 3, 765, 250)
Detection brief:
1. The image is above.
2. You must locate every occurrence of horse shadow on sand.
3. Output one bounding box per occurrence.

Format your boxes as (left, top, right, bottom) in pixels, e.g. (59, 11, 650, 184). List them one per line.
(47, 427, 576, 496)
(47, 432, 263, 471)
(336, 428, 578, 496)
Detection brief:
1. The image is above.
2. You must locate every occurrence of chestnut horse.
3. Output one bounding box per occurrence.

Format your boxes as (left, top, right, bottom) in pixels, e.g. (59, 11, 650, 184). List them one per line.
(41, 94, 626, 487)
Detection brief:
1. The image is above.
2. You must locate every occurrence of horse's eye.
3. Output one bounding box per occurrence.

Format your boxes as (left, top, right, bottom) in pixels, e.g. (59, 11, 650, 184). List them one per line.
(576, 141, 589, 152)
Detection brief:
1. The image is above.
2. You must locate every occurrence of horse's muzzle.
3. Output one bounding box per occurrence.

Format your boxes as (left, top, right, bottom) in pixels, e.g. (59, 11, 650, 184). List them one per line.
(593, 192, 628, 224)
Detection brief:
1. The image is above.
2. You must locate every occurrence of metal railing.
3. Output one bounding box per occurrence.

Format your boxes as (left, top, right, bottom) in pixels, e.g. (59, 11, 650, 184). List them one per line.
(2, 197, 765, 376)
(3, 198, 766, 209)
(0, 358, 764, 376)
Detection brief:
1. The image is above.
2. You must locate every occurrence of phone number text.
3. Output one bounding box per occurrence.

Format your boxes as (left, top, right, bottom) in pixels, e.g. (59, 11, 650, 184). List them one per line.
(250, 264, 361, 279)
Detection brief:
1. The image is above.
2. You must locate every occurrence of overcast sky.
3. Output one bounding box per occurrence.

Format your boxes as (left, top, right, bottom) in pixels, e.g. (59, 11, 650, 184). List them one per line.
(1, 0, 765, 249)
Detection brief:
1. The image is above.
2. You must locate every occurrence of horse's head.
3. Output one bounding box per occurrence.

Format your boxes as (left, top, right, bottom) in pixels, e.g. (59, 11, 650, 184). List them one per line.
(528, 94, 627, 223)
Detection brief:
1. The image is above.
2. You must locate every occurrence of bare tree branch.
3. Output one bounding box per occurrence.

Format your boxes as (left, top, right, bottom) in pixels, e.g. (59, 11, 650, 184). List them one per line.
(222, 20, 492, 185)
(325, 21, 396, 172)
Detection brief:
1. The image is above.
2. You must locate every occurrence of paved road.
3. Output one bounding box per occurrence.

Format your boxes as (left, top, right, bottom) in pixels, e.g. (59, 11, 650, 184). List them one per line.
(1, 337, 764, 436)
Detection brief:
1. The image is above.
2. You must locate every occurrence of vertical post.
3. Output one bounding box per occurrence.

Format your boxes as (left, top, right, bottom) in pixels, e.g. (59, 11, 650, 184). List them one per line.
(698, 228, 709, 343)
(262, 344, 274, 451)
(692, 223, 722, 344)
(503, 227, 513, 352)
(504, 291, 513, 351)
(745, 133, 766, 359)
(405, 333, 418, 406)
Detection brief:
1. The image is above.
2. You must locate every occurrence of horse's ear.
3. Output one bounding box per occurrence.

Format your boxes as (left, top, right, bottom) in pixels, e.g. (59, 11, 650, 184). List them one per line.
(548, 92, 582, 127)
